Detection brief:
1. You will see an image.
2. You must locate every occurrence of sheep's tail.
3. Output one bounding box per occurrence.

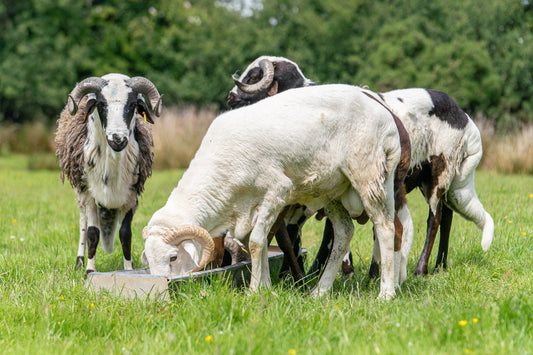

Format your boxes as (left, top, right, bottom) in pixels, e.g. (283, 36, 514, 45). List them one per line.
(97, 206, 120, 254)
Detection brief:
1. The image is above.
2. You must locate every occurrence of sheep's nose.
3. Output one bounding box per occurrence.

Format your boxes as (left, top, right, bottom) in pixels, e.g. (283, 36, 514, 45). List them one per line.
(226, 92, 236, 105)
(226, 92, 245, 109)
(108, 134, 128, 152)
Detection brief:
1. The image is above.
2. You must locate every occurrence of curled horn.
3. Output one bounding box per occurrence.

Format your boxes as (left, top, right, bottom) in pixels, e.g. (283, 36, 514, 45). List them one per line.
(232, 59, 275, 94)
(127, 77, 163, 117)
(161, 225, 214, 273)
(224, 237, 250, 265)
(67, 77, 107, 115)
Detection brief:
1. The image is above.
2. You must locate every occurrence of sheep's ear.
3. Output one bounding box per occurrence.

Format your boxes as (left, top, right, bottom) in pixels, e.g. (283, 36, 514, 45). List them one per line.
(141, 250, 148, 265)
(137, 95, 155, 124)
(268, 81, 278, 96)
(84, 98, 97, 123)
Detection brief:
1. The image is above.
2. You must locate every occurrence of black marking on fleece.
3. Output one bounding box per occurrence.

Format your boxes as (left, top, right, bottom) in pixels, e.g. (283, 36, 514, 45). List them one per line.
(427, 89, 469, 129)
(119, 209, 134, 261)
(87, 226, 100, 259)
(122, 91, 138, 128)
(96, 94, 108, 129)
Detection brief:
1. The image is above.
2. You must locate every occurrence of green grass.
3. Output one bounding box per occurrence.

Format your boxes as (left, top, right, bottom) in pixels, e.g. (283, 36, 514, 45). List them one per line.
(1, 155, 532, 354)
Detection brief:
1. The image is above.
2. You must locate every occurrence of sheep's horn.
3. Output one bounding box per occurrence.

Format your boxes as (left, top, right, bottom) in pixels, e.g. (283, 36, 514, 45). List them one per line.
(233, 59, 275, 94)
(67, 77, 108, 115)
(224, 237, 250, 264)
(127, 77, 163, 117)
(161, 225, 214, 273)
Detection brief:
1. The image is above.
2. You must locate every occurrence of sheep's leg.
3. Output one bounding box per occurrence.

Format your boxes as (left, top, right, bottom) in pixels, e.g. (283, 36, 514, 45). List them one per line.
(398, 204, 414, 284)
(341, 248, 355, 278)
(415, 203, 442, 276)
(434, 204, 453, 271)
(286, 223, 305, 280)
(367, 176, 397, 300)
(307, 218, 334, 277)
(311, 201, 353, 297)
(447, 159, 494, 251)
(249, 207, 283, 291)
(369, 204, 412, 286)
(276, 223, 304, 281)
(76, 209, 88, 269)
(119, 209, 134, 270)
(86, 202, 99, 274)
(369, 230, 380, 279)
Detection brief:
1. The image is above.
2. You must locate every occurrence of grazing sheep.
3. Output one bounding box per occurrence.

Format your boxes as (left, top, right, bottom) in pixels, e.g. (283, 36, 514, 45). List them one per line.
(142, 84, 402, 299)
(55, 73, 162, 273)
(227, 56, 494, 280)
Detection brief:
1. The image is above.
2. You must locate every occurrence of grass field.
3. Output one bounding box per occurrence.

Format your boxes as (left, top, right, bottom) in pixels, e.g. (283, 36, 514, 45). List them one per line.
(1, 155, 532, 354)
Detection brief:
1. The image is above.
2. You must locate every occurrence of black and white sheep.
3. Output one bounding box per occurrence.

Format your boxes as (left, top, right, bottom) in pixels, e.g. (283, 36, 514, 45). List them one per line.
(227, 56, 494, 281)
(55, 73, 162, 273)
(142, 84, 402, 299)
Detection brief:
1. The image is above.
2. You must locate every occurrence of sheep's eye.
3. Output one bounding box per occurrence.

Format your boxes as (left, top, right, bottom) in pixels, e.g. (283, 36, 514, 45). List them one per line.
(170, 255, 177, 262)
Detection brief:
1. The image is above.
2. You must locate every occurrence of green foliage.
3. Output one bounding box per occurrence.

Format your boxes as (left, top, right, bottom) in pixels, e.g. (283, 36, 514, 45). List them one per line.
(0, 0, 532, 128)
(1, 159, 533, 353)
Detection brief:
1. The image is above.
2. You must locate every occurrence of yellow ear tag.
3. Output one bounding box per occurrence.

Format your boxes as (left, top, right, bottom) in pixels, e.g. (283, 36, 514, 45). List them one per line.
(142, 111, 147, 122)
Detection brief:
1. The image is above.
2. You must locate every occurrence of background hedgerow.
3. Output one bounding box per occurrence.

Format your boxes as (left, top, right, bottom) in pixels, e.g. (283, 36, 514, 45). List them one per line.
(2, 112, 533, 174)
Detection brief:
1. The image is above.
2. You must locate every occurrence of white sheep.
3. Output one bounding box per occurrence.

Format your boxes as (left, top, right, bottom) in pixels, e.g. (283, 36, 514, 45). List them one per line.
(228, 56, 494, 281)
(55, 73, 162, 273)
(142, 84, 402, 299)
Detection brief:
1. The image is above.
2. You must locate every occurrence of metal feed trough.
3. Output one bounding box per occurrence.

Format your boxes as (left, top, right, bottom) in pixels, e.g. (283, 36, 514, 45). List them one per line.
(87, 245, 301, 300)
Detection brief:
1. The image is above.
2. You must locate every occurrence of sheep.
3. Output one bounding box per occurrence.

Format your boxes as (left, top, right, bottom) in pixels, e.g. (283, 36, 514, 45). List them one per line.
(142, 84, 402, 299)
(55, 73, 162, 274)
(227, 56, 494, 280)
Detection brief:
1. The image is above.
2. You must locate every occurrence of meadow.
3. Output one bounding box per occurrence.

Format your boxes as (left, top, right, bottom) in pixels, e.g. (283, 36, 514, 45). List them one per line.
(1, 154, 532, 354)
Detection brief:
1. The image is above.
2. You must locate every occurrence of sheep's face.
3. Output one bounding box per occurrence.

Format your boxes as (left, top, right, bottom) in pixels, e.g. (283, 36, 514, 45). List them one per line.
(84, 74, 152, 152)
(227, 56, 314, 109)
(69, 73, 160, 153)
(141, 236, 201, 277)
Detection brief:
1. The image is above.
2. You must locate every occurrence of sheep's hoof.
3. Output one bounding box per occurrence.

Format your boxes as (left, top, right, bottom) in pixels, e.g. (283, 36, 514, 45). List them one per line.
(413, 265, 429, 277)
(75, 256, 85, 269)
(377, 290, 396, 301)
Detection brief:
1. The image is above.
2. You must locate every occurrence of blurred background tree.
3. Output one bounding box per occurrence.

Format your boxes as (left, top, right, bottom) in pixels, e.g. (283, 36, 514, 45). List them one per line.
(0, 0, 532, 130)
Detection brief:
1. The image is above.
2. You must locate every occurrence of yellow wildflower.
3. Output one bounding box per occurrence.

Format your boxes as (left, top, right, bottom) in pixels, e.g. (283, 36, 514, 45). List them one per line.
(12, 219, 16, 223)
(59, 296, 65, 301)
(465, 349, 472, 354)
(529, 194, 533, 198)
(90, 303, 95, 308)
(472, 318, 479, 323)
(509, 220, 513, 224)
(365, 257, 370, 261)
(288, 350, 296, 355)
(459, 320, 467, 326)
(522, 232, 527, 236)
(205, 335, 213, 342)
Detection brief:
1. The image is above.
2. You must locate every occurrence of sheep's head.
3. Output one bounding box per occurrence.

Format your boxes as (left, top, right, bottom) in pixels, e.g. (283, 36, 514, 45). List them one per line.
(141, 225, 216, 277)
(226, 56, 314, 109)
(67, 73, 162, 152)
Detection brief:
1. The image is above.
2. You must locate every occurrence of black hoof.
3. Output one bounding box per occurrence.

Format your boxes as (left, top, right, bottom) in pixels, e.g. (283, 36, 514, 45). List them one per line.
(413, 267, 428, 277)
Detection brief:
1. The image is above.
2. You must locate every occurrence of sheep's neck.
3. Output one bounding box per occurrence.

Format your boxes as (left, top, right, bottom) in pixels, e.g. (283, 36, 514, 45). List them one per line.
(84, 126, 139, 209)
